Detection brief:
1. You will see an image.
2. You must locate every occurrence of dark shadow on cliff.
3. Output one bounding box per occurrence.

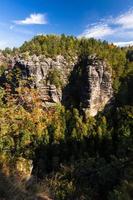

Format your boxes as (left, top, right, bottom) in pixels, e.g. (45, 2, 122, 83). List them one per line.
(61, 56, 88, 109)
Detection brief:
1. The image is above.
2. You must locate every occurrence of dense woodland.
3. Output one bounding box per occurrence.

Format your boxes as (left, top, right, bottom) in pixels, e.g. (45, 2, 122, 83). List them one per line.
(0, 35, 133, 200)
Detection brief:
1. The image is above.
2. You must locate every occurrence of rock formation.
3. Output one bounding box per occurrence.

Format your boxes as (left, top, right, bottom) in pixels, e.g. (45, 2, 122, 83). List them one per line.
(80, 55, 113, 116)
(10, 54, 77, 105)
(1, 53, 113, 116)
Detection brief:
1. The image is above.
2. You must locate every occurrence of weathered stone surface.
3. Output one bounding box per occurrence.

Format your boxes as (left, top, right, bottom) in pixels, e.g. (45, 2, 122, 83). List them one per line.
(10, 55, 76, 105)
(80, 55, 113, 116)
(1, 53, 113, 116)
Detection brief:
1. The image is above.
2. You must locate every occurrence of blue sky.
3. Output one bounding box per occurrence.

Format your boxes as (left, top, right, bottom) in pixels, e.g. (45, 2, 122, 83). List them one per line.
(0, 0, 133, 49)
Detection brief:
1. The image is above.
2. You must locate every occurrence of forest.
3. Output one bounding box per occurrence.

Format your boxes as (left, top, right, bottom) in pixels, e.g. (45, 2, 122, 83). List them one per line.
(0, 35, 133, 200)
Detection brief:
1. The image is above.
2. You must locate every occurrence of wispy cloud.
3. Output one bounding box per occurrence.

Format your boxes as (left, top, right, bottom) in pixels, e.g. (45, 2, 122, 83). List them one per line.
(114, 9, 133, 29)
(79, 8, 133, 46)
(79, 24, 114, 39)
(14, 13, 47, 25)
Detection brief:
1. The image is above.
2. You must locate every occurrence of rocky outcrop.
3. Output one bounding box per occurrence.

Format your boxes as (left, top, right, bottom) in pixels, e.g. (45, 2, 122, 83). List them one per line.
(1, 54, 113, 116)
(80, 55, 113, 116)
(11, 54, 77, 105)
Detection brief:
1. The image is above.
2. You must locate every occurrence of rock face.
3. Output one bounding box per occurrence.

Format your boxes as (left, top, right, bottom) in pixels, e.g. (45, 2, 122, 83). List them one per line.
(2, 53, 113, 116)
(11, 54, 76, 105)
(80, 55, 113, 116)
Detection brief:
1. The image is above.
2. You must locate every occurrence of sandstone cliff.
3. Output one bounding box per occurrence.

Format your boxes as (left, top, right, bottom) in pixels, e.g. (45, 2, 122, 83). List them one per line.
(10, 54, 77, 105)
(0, 53, 113, 116)
(80, 55, 113, 116)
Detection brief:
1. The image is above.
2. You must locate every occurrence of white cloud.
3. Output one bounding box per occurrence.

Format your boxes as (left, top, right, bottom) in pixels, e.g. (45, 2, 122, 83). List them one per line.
(79, 24, 114, 39)
(14, 13, 47, 25)
(79, 8, 133, 46)
(115, 9, 133, 29)
(114, 41, 133, 47)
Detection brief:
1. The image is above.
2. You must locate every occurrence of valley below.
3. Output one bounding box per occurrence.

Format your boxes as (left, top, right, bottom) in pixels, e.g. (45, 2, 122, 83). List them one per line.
(0, 35, 133, 200)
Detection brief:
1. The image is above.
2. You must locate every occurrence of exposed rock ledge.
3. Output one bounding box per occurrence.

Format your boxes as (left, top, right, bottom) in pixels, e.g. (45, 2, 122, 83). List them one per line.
(10, 54, 77, 105)
(80, 55, 113, 116)
(1, 54, 113, 116)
